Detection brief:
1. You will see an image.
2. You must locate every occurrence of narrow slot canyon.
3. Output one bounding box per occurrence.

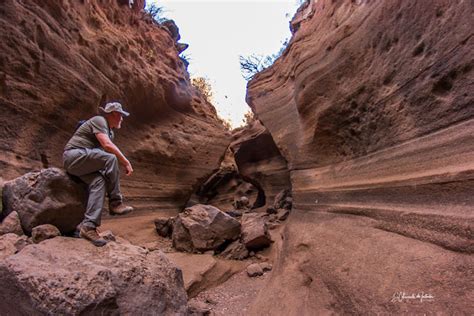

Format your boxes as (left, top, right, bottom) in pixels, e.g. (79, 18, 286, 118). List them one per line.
(0, 0, 472, 315)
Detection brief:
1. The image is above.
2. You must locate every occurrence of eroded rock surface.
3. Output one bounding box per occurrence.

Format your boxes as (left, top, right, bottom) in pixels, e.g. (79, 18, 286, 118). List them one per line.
(2, 168, 86, 235)
(0, 237, 188, 315)
(247, 0, 474, 314)
(31, 224, 60, 243)
(0, 0, 230, 213)
(0, 211, 23, 236)
(241, 213, 272, 251)
(0, 233, 30, 260)
(220, 240, 249, 261)
(192, 147, 259, 212)
(230, 121, 291, 209)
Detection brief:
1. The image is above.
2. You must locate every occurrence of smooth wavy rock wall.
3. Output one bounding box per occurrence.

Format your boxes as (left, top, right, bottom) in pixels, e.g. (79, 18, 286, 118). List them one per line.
(247, 0, 473, 314)
(0, 0, 230, 212)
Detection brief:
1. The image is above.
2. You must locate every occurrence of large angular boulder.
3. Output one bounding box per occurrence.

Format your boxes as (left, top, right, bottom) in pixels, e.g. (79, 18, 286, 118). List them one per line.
(0, 237, 188, 315)
(241, 213, 272, 250)
(0, 211, 23, 236)
(2, 168, 87, 235)
(172, 204, 241, 253)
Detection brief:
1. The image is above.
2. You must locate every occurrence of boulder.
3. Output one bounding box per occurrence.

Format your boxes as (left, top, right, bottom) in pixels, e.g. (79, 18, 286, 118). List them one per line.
(247, 262, 273, 278)
(220, 240, 249, 260)
(259, 262, 273, 272)
(154, 217, 174, 238)
(31, 224, 61, 244)
(0, 233, 30, 260)
(2, 168, 87, 235)
(0, 237, 188, 315)
(0, 211, 23, 236)
(172, 204, 241, 253)
(246, 263, 264, 277)
(234, 196, 250, 210)
(241, 213, 272, 250)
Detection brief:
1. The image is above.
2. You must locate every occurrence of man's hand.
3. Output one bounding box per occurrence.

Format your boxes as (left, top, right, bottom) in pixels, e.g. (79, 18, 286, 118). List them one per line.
(96, 133, 132, 176)
(124, 160, 133, 176)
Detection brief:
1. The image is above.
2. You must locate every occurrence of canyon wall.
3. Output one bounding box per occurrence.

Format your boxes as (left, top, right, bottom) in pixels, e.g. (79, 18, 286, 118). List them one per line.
(191, 121, 291, 212)
(0, 0, 230, 212)
(230, 121, 291, 209)
(191, 147, 260, 212)
(247, 0, 473, 314)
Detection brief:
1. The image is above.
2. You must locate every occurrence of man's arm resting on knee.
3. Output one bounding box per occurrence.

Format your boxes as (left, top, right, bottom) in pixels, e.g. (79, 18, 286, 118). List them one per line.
(96, 133, 133, 176)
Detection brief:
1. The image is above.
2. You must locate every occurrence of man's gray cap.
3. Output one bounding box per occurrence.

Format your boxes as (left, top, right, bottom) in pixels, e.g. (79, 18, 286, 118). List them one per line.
(99, 102, 130, 117)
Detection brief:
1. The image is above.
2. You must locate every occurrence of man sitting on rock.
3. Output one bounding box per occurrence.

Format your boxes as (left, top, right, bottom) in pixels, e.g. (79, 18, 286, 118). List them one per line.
(63, 102, 134, 247)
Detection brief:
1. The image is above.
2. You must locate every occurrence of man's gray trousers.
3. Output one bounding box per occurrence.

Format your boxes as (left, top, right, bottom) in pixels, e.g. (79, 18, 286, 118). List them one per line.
(63, 148, 123, 228)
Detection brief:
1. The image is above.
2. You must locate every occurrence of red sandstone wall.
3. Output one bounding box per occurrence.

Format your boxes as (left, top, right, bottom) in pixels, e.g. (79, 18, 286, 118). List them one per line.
(247, 0, 473, 314)
(0, 0, 230, 212)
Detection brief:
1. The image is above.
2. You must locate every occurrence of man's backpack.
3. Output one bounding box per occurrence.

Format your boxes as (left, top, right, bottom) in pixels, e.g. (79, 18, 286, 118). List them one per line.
(75, 120, 87, 131)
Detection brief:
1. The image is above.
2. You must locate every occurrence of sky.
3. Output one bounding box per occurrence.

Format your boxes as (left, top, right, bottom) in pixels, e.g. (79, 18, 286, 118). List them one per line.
(147, 0, 301, 128)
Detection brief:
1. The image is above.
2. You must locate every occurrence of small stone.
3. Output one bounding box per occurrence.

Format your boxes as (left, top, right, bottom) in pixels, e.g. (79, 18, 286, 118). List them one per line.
(0, 211, 23, 236)
(31, 224, 60, 243)
(220, 240, 249, 260)
(2, 168, 87, 235)
(259, 262, 273, 272)
(204, 250, 215, 255)
(246, 263, 264, 277)
(233, 196, 250, 210)
(154, 217, 173, 238)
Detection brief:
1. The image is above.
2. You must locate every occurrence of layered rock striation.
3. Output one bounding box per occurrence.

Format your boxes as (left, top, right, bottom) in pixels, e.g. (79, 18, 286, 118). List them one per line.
(247, 0, 473, 314)
(0, 0, 230, 213)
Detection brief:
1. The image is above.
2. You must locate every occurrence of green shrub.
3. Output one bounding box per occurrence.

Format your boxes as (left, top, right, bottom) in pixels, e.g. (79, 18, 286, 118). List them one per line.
(144, 3, 167, 24)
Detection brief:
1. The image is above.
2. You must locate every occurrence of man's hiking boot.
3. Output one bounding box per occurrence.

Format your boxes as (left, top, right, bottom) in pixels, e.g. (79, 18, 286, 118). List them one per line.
(109, 203, 134, 216)
(79, 226, 107, 247)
